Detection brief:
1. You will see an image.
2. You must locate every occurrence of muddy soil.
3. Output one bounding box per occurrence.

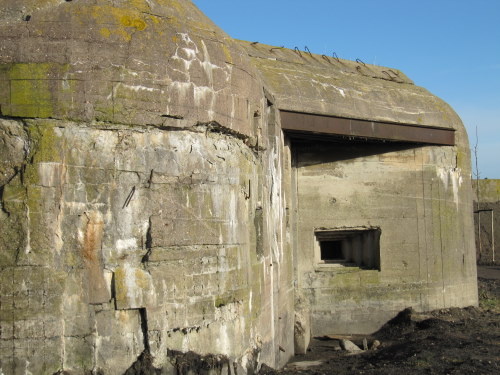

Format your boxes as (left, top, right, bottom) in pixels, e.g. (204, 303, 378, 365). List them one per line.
(263, 271, 500, 375)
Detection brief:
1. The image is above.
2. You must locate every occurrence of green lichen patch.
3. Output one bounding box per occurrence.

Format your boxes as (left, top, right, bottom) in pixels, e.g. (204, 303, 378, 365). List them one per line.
(120, 15, 147, 31)
(27, 123, 62, 164)
(3, 63, 52, 80)
(10, 79, 53, 118)
(0, 63, 70, 119)
(0, 213, 26, 267)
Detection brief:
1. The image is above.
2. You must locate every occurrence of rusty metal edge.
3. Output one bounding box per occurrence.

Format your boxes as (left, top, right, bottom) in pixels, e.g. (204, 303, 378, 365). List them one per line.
(280, 110, 455, 146)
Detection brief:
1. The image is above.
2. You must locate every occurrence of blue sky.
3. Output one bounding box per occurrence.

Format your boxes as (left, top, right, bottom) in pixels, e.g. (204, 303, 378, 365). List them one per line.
(193, 0, 499, 178)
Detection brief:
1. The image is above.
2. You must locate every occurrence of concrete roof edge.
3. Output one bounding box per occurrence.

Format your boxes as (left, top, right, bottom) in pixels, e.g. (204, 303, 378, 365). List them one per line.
(237, 39, 414, 85)
(237, 40, 465, 131)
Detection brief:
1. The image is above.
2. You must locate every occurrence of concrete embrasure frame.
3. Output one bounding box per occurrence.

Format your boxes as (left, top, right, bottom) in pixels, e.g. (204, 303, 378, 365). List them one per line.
(313, 227, 381, 270)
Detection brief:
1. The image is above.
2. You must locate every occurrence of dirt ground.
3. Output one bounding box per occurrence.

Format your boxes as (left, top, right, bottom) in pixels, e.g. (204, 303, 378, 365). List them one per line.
(261, 266, 500, 375)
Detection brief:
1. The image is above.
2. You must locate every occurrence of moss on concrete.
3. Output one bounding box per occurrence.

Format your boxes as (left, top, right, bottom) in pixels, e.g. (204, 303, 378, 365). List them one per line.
(113, 267, 128, 306)
(11, 79, 52, 118)
(0, 63, 71, 118)
(28, 123, 62, 163)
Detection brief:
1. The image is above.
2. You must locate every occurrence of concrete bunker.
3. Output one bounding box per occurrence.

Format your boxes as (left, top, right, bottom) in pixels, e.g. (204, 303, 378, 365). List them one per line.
(238, 39, 478, 341)
(0, 1, 478, 373)
(272, 108, 472, 337)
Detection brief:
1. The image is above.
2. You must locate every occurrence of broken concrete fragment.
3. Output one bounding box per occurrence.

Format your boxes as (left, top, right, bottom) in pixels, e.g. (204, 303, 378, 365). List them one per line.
(114, 264, 155, 310)
(287, 360, 324, 370)
(0, 118, 28, 186)
(294, 311, 311, 355)
(80, 210, 110, 304)
(371, 340, 381, 350)
(339, 339, 362, 352)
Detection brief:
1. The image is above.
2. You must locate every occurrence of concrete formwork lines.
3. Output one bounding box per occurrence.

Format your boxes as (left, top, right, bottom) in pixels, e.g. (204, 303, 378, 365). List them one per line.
(436, 172, 447, 307)
(413, 148, 424, 288)
(419, 157, 432, 286)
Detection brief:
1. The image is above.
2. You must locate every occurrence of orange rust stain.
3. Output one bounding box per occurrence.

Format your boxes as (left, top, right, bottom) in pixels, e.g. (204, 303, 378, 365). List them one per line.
(82, 212, 104, 263)
(81, 211, 110, 303)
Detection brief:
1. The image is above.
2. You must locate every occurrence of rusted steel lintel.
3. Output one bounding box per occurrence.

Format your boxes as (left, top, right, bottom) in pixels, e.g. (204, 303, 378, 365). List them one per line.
(280, 110, 455, 145)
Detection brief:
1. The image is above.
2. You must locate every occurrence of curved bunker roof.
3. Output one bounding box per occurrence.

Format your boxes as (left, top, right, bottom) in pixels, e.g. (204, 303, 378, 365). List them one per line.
(0, 0, 264, 135)
(238, 41, 464, 145)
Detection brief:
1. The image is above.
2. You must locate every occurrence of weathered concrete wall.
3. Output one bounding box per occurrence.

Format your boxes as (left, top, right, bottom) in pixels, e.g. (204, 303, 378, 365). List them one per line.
(294, 139, 478, 335)
(473, 179, 500, 265)
(0, 1, 294, 373)
(0, 118, 293, 373)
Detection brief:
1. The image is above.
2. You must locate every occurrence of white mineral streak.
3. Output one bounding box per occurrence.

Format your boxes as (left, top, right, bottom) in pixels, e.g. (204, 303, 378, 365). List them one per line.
(217, 324, 230, 354)
(123, 263, 137, 308)
(268, 138, 283, 264)
(37, 162, 60, 187)
(219, 247, 227, 273)
(103, 270, 113, 295)
(121, 84, 159, 93)
(132, 58, 148, 66)
(438, 167, 463, 208)
(25, 360, 33, 375)
(231, 96, 236, 119)
(229, 190, 237, 244)
(239, 311, 246, 336)
(269, 256, 276, 352)
(25, 205, 31, 254)
(178, 32, 194, 45)
(170, 81, 192, 99)
(116, 238, 137, 252)
(200, 40, 214, 87)
(225, 63, 233, 83)
(240, 352, 249, 369)
(219, 227, 224, 245)
(194, 85, 214, 107)
(105, 83, 158, 102)
(182, 334, 190, 353)
(172, 44, 197, 71)
(182, 47, 198, 60)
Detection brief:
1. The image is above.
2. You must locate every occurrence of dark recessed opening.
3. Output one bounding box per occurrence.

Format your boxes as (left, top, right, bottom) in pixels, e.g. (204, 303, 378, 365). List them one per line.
(315, 227, 381, 270)
(320, 240, 343, 261)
